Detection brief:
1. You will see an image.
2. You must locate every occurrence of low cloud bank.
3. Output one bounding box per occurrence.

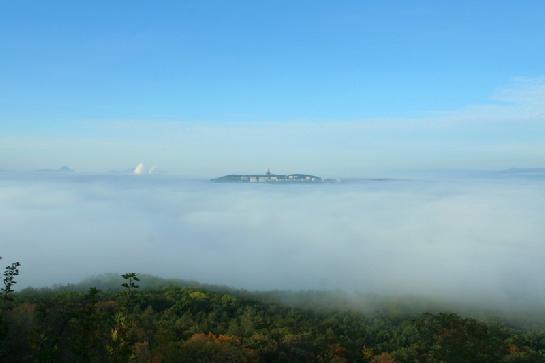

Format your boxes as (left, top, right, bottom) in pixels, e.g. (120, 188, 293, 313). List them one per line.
(1, 173, 545, 312)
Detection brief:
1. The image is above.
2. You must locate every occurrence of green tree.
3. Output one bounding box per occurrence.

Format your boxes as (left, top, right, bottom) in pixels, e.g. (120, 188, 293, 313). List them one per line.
(121, 272, 140, 311)
(1, 258, 21, 308)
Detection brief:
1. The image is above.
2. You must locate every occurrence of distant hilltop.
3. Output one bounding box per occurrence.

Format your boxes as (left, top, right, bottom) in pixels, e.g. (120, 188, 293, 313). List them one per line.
(34, 166, 74, 173)
(501, 167, 545, 174)
(212, 169, 333, 183)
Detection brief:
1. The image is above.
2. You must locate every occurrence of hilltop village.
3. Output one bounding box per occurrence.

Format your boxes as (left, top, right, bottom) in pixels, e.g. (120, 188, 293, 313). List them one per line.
(211, 169, 327, 183)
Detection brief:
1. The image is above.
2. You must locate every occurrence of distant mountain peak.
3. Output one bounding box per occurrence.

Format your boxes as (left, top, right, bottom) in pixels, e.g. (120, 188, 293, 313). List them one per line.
(501, 167, 545, 173)
(35, 166, 75, 173)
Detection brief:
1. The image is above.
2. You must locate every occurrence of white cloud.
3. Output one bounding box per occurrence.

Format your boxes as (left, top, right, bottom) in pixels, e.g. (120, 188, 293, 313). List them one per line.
(426, 77, 545, 124)
(133, 162, 146, 175)
(2, 173, 545, 314)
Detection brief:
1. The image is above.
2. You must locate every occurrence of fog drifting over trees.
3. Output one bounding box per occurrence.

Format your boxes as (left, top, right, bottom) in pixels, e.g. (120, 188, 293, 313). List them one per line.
(1, 172, 545, 313)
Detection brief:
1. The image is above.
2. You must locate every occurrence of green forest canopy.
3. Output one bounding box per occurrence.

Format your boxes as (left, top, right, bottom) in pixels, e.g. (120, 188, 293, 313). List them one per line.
(2, 273, 545, 362)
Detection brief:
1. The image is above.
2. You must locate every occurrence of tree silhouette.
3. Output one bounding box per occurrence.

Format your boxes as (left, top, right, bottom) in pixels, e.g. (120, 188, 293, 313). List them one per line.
(121, 272, 139, 311)
(1, 257, 21, 305)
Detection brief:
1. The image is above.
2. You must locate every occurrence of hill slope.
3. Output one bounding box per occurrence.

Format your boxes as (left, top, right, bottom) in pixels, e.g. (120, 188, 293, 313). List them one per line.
(2, 276, 545, 362)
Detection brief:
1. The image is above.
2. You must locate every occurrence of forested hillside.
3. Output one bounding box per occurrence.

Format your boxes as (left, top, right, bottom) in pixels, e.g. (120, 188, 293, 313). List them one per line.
(2, 273, 545, 362)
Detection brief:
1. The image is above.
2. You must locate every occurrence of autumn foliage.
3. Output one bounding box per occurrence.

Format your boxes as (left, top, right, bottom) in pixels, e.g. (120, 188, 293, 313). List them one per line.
(1, 279, 545, 362)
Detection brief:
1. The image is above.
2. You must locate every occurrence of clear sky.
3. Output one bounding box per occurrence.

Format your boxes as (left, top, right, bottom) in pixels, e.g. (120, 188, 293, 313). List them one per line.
(1, 0, 545, 176)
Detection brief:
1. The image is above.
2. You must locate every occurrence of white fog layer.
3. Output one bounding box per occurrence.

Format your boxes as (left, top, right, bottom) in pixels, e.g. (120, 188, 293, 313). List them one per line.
(1, 172, 545, 311)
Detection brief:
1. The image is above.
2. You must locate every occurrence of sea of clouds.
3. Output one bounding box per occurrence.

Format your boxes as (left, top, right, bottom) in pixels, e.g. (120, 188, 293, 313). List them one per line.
(1, 172, 545, 311)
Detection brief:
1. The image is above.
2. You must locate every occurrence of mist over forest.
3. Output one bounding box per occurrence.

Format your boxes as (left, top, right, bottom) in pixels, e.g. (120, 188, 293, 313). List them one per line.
(2, 171, 545, 314)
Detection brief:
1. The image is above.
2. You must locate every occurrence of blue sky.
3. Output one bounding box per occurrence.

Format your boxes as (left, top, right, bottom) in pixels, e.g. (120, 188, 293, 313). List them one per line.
(1, 0, 545, 175)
